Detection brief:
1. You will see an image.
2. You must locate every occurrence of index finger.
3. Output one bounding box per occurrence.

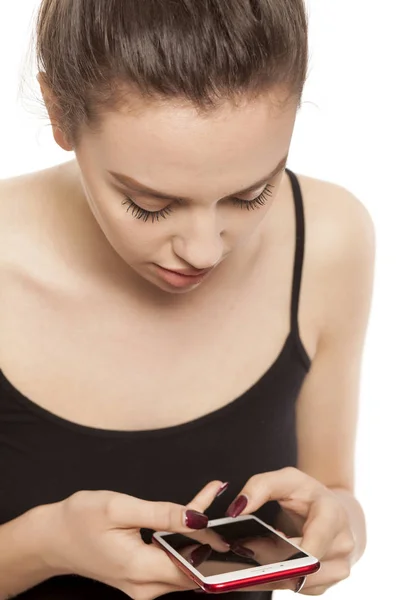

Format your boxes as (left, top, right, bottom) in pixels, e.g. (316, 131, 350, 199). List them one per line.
(187, 480, 229, 513)
(227, 468, 308, 516)
(106, 493, 209, 532)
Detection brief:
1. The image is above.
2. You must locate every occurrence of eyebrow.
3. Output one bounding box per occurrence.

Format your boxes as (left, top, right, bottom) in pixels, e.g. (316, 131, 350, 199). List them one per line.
(108, 154, 288, 203)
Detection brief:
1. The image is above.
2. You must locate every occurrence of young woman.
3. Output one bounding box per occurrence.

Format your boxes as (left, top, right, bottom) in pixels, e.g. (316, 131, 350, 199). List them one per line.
(0, 1, 374, 599)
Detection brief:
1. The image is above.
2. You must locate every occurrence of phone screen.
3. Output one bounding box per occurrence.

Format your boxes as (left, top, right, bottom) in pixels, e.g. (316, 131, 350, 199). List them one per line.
(159, 518, 308, 577)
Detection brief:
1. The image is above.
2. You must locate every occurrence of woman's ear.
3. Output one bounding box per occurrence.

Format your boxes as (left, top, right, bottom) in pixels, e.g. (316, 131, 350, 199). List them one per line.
(37, 72, 74, 151)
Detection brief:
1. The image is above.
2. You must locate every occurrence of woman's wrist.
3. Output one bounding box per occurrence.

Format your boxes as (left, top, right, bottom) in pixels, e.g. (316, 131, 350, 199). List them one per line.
(0, 503, 66, 599)
(24, 502, 67, 575)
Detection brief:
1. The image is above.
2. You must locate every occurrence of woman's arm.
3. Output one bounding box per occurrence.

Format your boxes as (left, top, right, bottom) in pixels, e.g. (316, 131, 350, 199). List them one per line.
(0, 504, 59, 599)
(237, 187, 375, 595)
(295, 183, 375, 565)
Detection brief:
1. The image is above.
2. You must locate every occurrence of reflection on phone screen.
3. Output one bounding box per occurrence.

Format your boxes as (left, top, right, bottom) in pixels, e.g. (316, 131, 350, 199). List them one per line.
(161, 519, 307, 577)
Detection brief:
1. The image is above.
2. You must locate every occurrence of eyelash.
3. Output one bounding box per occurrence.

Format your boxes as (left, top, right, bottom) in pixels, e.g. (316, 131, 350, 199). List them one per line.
(121, 183, 275, 223)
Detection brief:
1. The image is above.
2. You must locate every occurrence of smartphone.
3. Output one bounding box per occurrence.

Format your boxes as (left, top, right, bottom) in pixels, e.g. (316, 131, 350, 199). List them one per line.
(153, 514, 320, 593)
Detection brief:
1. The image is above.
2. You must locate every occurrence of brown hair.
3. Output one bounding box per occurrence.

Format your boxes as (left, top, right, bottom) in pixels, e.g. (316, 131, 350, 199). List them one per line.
(32, 0, 309, 147)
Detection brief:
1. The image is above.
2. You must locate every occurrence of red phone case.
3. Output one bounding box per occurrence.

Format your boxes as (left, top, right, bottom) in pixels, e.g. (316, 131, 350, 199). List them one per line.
(153, 536, 320, 593)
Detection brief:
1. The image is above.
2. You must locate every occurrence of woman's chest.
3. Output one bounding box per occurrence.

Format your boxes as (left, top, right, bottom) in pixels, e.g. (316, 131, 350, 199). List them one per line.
(0, 260, 313, 431)
(0, 354, 301, 525)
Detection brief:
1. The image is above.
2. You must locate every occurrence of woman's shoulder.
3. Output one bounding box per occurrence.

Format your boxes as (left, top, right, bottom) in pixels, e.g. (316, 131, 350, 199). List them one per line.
(0, 163, 63, 230)
(293, 172, 375, 340)
(287, 172, 375, 354)
(295, 171, 375, 267)
(297, 171, 374, 226)
(0, 162, 75, 282)
(0, 162, 68, 214)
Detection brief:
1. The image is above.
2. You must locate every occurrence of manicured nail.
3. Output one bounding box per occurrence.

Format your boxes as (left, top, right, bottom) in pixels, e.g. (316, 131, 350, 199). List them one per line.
(185, 509, 209, 529)
(190, 544, 212, 567)
(216, 482, 229, 498)
(230, 542, 255, 558)
(225, 494, 248, 518)
(294, 576, 306, 593)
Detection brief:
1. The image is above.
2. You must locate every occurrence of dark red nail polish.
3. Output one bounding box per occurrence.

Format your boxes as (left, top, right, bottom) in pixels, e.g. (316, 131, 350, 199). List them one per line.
(216, 481, 229, 498)
(294, 575, 306, 593)
(231, 542, 255, 558)
(190, 544, 212, 567)
(185, 509, 209, 529)
(225, 494, 248, 518)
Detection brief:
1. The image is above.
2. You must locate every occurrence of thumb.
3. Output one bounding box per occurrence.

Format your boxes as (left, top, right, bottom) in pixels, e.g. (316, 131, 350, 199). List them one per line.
(105, 492, 209, 532)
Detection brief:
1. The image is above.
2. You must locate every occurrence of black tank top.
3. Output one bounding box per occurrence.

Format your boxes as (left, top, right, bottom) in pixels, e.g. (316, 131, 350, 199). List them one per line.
(0, 168, 311, 600)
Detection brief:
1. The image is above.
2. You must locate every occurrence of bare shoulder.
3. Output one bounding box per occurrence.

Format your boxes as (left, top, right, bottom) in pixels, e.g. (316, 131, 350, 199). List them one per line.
(0, 167, 50, 268)
(296, 172, 376, 268)
(0, 165, 55, 228)
(0, 162, 64, 218)
(0, 162, 75, 279)
(295, 172, 376, 339)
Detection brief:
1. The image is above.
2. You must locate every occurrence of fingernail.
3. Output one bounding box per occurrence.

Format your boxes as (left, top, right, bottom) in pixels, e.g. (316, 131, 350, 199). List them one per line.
(225, 494, 248, 518)
(185, 509, 209, 529)
(230, 542, 255, 559)
(216, 481, 229, 498)
(294, 576, 306, 593)
(190, 544, 212, 567)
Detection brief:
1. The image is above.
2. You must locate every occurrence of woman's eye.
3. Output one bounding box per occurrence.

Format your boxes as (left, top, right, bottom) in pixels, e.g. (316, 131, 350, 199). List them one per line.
(121, 197, 173, 222)
(121, 182, 275, 222)
(232, 183, 275, 210)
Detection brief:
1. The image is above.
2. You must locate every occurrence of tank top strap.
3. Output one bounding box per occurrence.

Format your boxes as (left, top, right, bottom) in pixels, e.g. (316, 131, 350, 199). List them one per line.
(284, 168, 309, 368)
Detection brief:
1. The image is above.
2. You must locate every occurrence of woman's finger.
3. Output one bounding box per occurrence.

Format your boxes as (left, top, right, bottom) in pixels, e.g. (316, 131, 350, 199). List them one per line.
(299, 495, 342, 558)
(130, 543, 200, 587)
(294, 557, 350, 593)
(103, 492, 209, 532)
(310, 528, 355, 562)
(187, 480, 229, 513)
(187, 544, 213, 568)
(225, 469, 341, 560)
(225, 468, 307, 516)
(180, 542, 206, 564)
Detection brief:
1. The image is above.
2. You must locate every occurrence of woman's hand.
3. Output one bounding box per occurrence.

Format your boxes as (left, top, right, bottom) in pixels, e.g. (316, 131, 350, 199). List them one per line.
(225, 467, 356, 595)
(39, 480, 227, 600)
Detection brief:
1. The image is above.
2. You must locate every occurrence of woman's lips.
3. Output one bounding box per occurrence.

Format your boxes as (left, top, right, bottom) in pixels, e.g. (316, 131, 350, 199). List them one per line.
(154, 265, 212, 288)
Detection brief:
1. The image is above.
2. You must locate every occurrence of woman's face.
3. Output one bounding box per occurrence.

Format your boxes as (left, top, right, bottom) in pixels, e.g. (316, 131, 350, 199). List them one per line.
(73, 91, 297, 294)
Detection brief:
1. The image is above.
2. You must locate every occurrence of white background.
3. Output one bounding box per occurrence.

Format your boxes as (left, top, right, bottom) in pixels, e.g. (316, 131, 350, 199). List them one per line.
(0, 1, 399, 598)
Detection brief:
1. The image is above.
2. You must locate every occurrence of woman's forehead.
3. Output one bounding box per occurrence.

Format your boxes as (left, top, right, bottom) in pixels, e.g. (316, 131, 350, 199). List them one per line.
(81, 94, 297, 186)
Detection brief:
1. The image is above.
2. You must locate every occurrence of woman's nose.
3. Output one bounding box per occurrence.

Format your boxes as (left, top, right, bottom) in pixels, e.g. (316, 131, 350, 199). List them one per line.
(172, 214, 225, 270)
